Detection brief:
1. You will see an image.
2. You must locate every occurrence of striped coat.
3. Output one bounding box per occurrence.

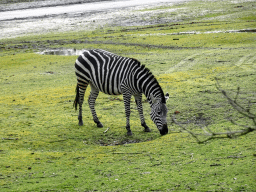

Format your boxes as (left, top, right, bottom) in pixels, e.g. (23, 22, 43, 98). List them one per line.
(74, 49, 168, 135)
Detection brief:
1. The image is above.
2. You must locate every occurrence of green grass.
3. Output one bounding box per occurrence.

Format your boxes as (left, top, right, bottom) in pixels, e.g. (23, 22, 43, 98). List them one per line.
(0, 0, 256, 191)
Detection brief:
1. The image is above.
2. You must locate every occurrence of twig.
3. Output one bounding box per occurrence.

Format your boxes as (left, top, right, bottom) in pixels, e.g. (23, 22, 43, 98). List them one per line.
(172, 114, 201, 143)
(194, 129, 254, 136)
(2, 138, 18, 140)
(49, 139, 67, 143)
(215, 78, 255, 119)
(104, 127, 110, 133)
(234, 87, 240, 102)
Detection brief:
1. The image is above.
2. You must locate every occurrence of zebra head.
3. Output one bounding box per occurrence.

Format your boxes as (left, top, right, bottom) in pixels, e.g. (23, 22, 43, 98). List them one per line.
(150, 93, 169, 135)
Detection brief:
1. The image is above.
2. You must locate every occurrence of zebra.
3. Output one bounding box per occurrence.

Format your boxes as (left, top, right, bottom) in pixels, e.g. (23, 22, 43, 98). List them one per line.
(73, 49, 169, 136)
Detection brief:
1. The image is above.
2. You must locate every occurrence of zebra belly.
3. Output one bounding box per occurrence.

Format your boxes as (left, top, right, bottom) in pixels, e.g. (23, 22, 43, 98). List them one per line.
(90, 81, 123, 95)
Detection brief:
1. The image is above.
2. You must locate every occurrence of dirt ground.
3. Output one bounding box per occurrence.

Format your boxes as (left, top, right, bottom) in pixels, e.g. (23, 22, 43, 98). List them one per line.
(0, 0, 185, 39)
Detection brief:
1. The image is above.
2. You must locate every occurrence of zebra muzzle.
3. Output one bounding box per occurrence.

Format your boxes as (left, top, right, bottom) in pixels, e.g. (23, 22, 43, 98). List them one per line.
(160, 124, 168, 135)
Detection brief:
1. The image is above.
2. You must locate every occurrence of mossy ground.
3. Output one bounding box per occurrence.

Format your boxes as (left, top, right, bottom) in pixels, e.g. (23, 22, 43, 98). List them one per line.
(0, 0, 255, 191)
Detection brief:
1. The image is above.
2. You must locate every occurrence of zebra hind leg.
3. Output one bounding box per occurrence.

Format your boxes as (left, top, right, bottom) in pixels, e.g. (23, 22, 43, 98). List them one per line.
(123, 92, 133, 136)
(134, 94, 151, 133)
(74, 84, 87, 126)
(88, 85, 103, 128)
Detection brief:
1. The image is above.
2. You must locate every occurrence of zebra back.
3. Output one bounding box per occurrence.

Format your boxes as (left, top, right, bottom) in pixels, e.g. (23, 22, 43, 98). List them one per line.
(75, 49, 165, 103)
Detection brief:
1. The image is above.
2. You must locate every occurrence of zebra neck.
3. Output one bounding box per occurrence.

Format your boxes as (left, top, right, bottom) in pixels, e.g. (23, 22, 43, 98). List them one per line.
(144, 86, 165, 105)
(133, 62, 165, 104)
(137, 73, 165, 105)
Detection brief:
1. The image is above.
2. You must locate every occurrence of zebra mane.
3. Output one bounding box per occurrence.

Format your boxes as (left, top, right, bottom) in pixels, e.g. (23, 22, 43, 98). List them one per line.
(131, 58, 166, 104)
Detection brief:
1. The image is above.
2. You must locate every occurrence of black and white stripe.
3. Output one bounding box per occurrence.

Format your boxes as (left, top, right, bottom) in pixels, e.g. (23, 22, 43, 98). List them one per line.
(74, 49, 168, 135)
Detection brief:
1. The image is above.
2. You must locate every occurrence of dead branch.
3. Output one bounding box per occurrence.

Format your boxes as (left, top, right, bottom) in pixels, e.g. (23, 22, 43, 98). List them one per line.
(172, 114, 201, 143)
(171, 78, 255, 143)
(215, 78, 256, 128)
(215, 78, 255, 120)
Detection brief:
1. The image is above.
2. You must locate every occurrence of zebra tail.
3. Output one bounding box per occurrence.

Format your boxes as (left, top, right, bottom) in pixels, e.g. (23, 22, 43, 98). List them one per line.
(73, 84, 79, 111)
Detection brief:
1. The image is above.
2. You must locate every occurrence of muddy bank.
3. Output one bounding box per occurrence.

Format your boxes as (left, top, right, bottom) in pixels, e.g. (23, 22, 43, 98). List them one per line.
(0, 0, 115, 12)
(0, 0, 188, 39)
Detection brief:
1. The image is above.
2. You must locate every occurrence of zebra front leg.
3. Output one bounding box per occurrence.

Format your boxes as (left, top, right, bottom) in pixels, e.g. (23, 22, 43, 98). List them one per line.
(88, 85, 103, 128)
(123, 92, 132, 136)
(134, 94, 151, 132)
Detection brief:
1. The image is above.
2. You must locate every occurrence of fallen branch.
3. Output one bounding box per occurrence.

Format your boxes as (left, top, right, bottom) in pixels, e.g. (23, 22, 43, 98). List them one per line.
(216, 78, 255, 120)
(172, 114, 201, 143)
(2, 138, 18, 140)
(171, 78, 255, 143)
(49, 139, 67, 143)
(215, 78, 256, 131)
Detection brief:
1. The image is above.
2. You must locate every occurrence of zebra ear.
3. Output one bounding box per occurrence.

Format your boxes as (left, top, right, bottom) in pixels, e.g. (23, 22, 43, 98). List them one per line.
(150, 93, 157, 104)
(165, 92, 169, 102)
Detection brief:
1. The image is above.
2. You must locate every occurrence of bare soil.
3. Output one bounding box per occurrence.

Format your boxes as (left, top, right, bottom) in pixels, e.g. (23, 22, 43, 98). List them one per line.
(0, 0, 185, 39)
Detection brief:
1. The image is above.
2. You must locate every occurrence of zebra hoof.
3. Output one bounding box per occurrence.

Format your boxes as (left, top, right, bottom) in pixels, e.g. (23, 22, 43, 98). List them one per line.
(127, 131, 133, 136)
(78, 120, 83, 126)
(97, 122, 103, 128)
(144, 127, 151, 132)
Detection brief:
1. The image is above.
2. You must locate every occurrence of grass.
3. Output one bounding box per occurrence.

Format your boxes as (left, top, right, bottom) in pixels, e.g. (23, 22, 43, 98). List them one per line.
(0, 0, 256, 191)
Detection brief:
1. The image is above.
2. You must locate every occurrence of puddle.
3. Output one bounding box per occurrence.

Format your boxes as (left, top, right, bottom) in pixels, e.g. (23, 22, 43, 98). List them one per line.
(36, 28, 255, 56)
(135, 29, 256, 37)
(171, 29, 256, 35)
(204, 29, 256, 34)
(38, 48, 85, 56)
